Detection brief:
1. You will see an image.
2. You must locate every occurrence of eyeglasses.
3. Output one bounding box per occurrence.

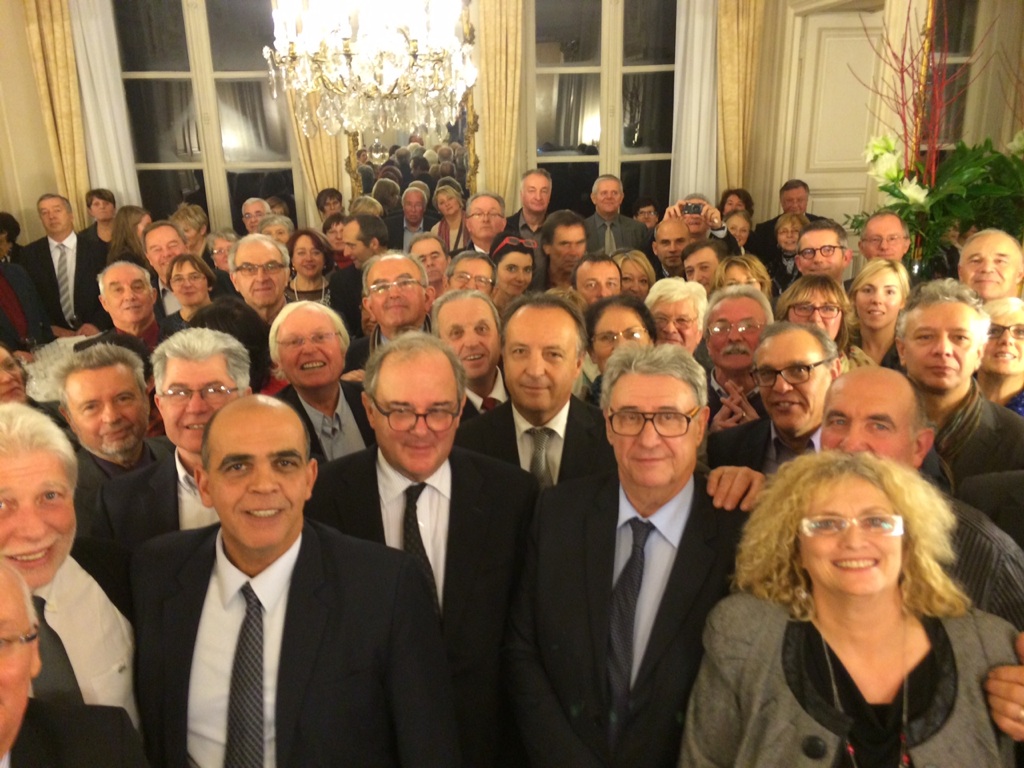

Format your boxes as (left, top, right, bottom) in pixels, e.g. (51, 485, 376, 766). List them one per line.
(800, 514, 904, 537)
(708, 320, 763, 336)
(789, 303, 841, 320)
(170, 273, 207, 287)
(212, 247, 231, 257)
(752, 359, 832, 387)
(592, 327, 648, 346)
(367, 278, 425, 296)
(370, 398, 459, 432)
(862, 235, 908, 247)
(450, 272, 495, 288)
(635, 210, 658, 219)
(608, 406, 701, 437)
(654, 314, 695, 330)
(234, 262, 286, 277)
(491, 235, 536, 252)
(987, 323, 1024, 341)
(796, 244, 843, 260)
(242, 212, 266, 220)
(0, 358, 23, 377)
(277, 332, 340, 350)
(160, 385, 239, 404)
(467, 212, 505, 221)
(0, 629, 37, 657)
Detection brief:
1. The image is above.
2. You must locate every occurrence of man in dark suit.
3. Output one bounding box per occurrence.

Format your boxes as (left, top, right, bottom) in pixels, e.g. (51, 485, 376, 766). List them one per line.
(958, 471, 1024, 552)
(707, 322, 841, 474)
(432, 290, 506, 420)
(93, 328, 251, 548)
(327, 213, 389, 338)
(132, 396, 460, 767)
(584, 175, 650, 254)
(507, 344, 745, 767)
(0, 403, 138, 722)
(269, 302, 372, 461)
(744, 179, 826, 273)
(456, 293, 616, 485)
(14, 193, 110, 337)
(307, 332, 536, 766)
(384, 186, 439, 253)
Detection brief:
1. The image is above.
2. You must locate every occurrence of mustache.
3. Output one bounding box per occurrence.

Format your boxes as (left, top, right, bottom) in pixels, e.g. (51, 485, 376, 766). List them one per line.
(721, 343, 752, 355)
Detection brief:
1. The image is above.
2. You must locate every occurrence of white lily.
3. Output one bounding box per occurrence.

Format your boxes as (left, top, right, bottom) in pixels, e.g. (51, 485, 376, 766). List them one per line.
(864, 135, 898, 163)
(869, 153, 902, 184)
(899, 177, 929, 206)
(1008, 129, 1024, 157)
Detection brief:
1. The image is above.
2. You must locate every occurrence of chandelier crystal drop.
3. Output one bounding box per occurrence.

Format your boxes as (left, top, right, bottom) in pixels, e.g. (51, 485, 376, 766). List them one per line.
(264, 0, 477, 138)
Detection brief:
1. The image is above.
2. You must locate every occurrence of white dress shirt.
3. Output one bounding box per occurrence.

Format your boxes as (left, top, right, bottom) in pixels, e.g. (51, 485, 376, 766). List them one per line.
(376, 454, 451, 607)
(512, 399, 571, 483)
(33, 556, 138, 725)
(159, 282, 182, 315)
(48, 232, 77, 319)
(464, 369, 507, 413)
(175, 450, 219, 531)
(187, 532, 302, 768)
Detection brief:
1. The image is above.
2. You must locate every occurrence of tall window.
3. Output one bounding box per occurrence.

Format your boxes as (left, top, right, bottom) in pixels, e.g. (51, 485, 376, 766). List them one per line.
(931, 0, 979, 145)
(114, 0, 298, 231)
(524, 0, 676, 215)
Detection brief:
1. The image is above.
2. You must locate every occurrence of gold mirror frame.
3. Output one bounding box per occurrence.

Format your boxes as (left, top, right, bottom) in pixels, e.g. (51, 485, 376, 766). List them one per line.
(346, 1, 479, 197)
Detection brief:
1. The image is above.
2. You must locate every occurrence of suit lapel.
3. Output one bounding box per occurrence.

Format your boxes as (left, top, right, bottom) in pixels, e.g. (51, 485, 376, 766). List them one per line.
(560, 398, 603, 482)
(335, 450, 387, 543)
(491, 404, 521, 465)
(440, 451, 489, 641)
(584, 476, 620, 701)
(151, 457, 182, 534)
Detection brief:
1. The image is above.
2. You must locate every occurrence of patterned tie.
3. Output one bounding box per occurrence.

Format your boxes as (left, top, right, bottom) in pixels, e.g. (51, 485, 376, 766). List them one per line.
(225, 583, 263, 768)
(55, 243, 75, 326)
(527, 427, 555, 488)
(31, 595, 83, 706)
(604, 221, 616, 255)
(403, 483, 440, 616)
(607, 517, 655, 745)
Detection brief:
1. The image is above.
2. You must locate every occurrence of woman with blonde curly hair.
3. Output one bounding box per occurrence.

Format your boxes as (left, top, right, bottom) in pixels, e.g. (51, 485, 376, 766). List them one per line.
(680, 451, 1016, 767)
(777, 274, 873, 372)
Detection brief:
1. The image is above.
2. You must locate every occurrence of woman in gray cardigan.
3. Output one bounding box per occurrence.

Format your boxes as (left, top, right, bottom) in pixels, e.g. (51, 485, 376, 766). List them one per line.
(680, 451, 1017, 767)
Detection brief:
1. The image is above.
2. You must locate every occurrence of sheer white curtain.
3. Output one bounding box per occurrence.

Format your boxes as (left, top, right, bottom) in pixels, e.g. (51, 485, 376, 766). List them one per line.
(669, 0, 718, 202)
(68, 0, 141, 204)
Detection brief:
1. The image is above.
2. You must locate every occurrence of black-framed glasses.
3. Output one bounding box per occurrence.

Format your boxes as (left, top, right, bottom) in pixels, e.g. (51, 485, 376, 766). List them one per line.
(234, 261, 286, 277)
(752, 359, 832, 387)
(370, 398, 459, 432)
(608, 406, 700, 437)
(450, 272, 495, 288)
(160, 385, 239, 404)
(277, 332, 341, 350)
(799, 514, 904, 537)
(987, 323, 1024, 341)
(0, 629, 38, 656)
(708, 320, 763, 336)
(796, 244, 843, 260)
(592, 327, 648, 346)
(367, 278, 425, 296)
(789, 303, 841, 320)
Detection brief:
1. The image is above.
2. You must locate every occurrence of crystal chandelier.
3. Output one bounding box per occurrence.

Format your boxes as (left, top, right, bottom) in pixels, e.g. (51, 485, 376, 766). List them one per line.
(263, 0, 477, 138)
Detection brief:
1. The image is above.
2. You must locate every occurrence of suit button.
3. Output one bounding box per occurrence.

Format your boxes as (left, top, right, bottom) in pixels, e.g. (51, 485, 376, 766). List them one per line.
(801, 736, 828, 759)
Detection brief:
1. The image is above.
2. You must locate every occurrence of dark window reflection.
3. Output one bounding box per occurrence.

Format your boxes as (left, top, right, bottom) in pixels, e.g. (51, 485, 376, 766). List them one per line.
(536, 1, 602, 66)
(226, 171, 295, 235)
(537, 74, 602, 154)
(216, 81, 289, 163)
(115, 1, 189, 72)
(622, 72, 674, 153)
(124, 80, 200, 163)
(539, 162, 599, 215)
(207, 0, 275, 71)
(621, 160, 671, 215)
(137, 169, 205, 220)
(623, 0, 676, 64)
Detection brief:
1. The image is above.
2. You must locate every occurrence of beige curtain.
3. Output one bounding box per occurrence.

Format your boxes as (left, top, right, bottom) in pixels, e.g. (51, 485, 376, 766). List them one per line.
(477, 0, 522, 200)
(286, 92, 347, 214)
(23, 0, 90, 229)
(716, 0, 766, 189)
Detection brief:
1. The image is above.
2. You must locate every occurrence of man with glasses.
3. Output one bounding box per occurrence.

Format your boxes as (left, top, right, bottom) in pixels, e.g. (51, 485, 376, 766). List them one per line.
(708, 322, 841, 473)
(306, 332, 537, 768)
(432, 290, 505, 420)
(507, 343, 744, 768)
(704, 285, 774, 431)
(269, 302, 373, 462)
(240, 197, 270, 234)
(957, 228, 1024, 302)
(795, 219, 854, 287)
(228, 233, 290, 325)
(442, 251, 495, 295)
(858, 211, 911, 261)
(93, 328, 250, 548)
(464, 193, 508, 254)
(409, 232, 450, 297)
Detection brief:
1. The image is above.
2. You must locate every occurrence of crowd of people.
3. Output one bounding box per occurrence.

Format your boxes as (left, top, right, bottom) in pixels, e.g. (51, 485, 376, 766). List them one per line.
(0, 145, 1023, 767)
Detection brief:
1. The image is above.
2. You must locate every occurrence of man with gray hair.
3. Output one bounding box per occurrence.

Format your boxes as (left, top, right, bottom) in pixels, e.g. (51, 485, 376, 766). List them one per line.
(229, 233, 290, 325)
(896, 278, 1024, 489)
(443, 251, 496, 295)
(507, 343, 744, 768)
(306, 331, 536, 767)
(93, 328, 250, 548)
(97, 260, 162, 351)
(464, 193, 507, 253)
(56, 342, 172, 532)
(584, 174, 649, 254)
(957, 228, 1024, 302)
(385, 186, 438, 253)
(240, 197, 270, 234)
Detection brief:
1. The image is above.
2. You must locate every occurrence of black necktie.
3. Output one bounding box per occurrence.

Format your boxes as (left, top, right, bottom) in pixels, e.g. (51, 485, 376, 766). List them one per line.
(607, 518, 654, 745)
(403, 483, 440, 616)
(31, 595, 83, 705)
(225, 583, 263, 768)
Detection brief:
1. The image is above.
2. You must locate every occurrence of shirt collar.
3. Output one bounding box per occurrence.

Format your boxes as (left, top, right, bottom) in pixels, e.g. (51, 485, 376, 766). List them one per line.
(511, 398, 571, 440)
(213, 528, 302, 613)
(464, 370, 506, 410)
(174, 449, 201, 496)
(376, 450, 452, 506)
(769, 422, 822, 455)
(616, 477, 694, 548)
(47, 231, 77, 250)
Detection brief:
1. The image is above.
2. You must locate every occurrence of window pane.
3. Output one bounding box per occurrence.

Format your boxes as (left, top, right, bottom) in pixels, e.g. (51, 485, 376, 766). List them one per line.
(536, 1, 601, 66)
(539, 162, 599, 215)
(227, 171, 296, 234)
(217, 81, 290, 163)
(622, 73, 674, 153)
(623, 0, 676, 64)
(137, 169, 206, 220)
(207, 0, 275, 71)
(938, 0, 978, 56)
(114, 2, 189, 71)
(537, 74, 602, 153)
(124, 80, 201, 163)
(621, 161, 672, 215)
(927, 64, 969, 144)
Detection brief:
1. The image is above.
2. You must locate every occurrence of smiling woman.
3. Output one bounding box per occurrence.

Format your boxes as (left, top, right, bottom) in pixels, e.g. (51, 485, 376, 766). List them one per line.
(978, 297, 1024, 416)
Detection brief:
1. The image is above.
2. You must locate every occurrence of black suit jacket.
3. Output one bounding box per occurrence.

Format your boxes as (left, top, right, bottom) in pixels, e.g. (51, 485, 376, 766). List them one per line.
(306, 445, 538, 767)
(15, 235, 111, 330)
(12, 700, 147, 767)
(454, 396, 617, 482)
(583, 213, 650, 253)
(946, 399, 1024, 492)
(92, 454, 179, 550)
(132, 520, 460, 768)
(707, 417, 772, 471)
(327, 264, 364, 338)
(958, 470, 1024, 553)
(69, 536, 134, 623)
(506, 473, 744, 768)
(277, 381, 374, 461)
(0, 262, 54, 349)
(384, 212, 441, 253)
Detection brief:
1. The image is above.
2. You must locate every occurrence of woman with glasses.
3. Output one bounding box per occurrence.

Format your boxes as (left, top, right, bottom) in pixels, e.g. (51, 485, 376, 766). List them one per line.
(583, 295, 656, 403)
(612, 249, 656, 301)
(284, 229, 334, 307)
(978, 297, 1024, 417)
(680, 451, 1016, 767)
(160, 253, 215, 336)
(849, 259, 910, 369)
(777, 275, 873, 372)
(430, 180, 470, 253)
(489, 234, 535, 313)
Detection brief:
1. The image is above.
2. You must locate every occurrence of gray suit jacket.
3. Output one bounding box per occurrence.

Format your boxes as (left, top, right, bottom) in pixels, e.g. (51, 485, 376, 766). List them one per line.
(680, 593, 1016, 767)
(583, 213, 650, 254)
